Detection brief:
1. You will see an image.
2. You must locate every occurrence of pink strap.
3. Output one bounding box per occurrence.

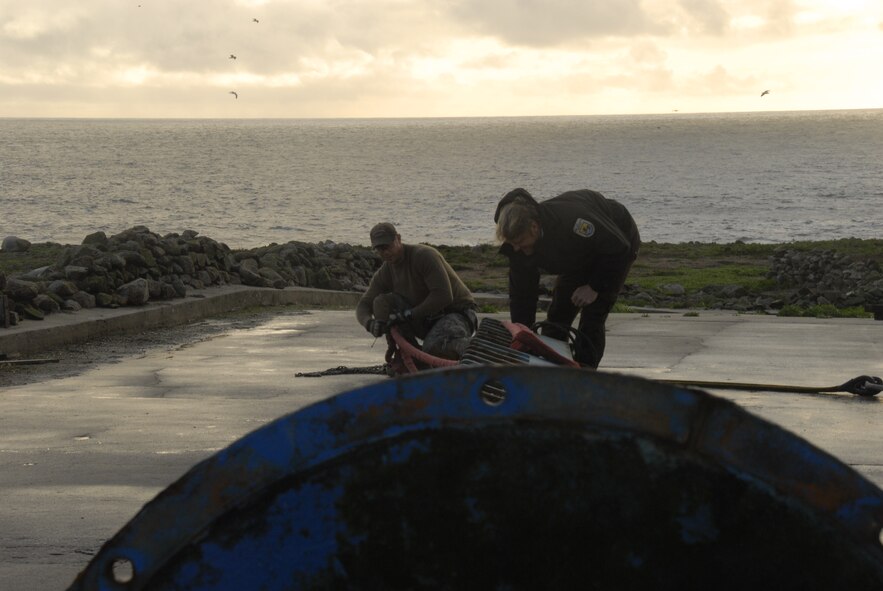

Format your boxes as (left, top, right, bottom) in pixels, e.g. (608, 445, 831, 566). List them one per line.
(388, 327, 458, 374)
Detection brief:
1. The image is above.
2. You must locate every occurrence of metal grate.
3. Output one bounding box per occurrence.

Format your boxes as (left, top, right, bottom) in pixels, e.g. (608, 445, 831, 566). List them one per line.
(461, 318, 558, 368)
(461, 318, 559, 405)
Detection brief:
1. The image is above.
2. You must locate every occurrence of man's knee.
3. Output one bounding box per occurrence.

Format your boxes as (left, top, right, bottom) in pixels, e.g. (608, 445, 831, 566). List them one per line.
(422, 313, 473, 359)
(423, 337, 470, 360)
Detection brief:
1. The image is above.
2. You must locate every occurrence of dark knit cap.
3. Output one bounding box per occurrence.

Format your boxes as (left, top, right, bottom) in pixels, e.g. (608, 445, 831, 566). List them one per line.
(370, 222, 398, 247)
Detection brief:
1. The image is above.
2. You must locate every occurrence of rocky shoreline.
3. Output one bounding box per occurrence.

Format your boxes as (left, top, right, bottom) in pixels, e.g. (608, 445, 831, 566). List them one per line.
(0, 227, 378, 327)
(1, 227, 882, 328)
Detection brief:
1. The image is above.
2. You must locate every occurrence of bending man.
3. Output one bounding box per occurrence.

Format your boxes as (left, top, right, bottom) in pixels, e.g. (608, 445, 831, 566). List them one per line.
(494, 188, 640, 368)
(356, 222, 477, 360)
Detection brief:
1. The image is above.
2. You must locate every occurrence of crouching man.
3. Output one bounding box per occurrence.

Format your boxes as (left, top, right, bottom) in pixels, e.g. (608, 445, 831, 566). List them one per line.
(356, 222, 477, 360)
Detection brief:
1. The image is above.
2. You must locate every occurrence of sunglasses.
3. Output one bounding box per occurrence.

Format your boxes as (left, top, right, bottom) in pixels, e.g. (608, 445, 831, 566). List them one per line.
(374, 243, 393, 252)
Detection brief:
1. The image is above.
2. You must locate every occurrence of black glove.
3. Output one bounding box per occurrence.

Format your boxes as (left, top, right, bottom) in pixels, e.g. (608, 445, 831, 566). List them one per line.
(365, 318, 387, 337)
(388, 308, 413, 326)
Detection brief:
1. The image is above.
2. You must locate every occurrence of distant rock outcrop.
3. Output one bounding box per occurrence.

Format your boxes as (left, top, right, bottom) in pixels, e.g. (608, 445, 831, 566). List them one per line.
(0, 226, 380, 326)
(767, 248, 883, 309)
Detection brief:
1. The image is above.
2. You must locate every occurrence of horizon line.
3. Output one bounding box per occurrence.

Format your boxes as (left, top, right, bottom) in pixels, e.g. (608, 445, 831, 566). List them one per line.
(2, 106, 882, 122)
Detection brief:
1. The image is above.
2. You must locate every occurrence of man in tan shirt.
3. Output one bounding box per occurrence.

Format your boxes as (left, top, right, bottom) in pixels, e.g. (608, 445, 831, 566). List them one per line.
(356, 222, 477, 360)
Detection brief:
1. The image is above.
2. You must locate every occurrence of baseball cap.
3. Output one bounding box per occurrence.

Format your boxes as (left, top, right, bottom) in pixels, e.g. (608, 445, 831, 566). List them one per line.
(370, 222, 398, 247)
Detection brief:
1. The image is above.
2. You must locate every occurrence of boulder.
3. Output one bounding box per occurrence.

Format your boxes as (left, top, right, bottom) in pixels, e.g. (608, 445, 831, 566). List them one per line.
(720, 285, 748, 298)
(81, 275, 112, 294)
(82, 231, 109, 247)
(97, 253, 127, 270)
(117, 278, 150, 306)
(64, 265, 91, 281)
(34, 294, 61, 314)
(48, 280, 80, 298)
(118, 250, 148, 267)
(292, 266, 307, 286)
(70, 291, 96, 309)
(5, 278, 40, 301)
(18, 303, 44, 320)
(170, 278, 187, 298)
(95, 293, 116, 307)
(20, 266, 62, 281)
(147, 279, 164, 300)
(63, 299, 83, 312)
(258, 267, 287, 289)
(1, 236, 31, 253)
(239, 266, 269, 287)
(658, 283, 686, 296)
(160, 283, 179, 299)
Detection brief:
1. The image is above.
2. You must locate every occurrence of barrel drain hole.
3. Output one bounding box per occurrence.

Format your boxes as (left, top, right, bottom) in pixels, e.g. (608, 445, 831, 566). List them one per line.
(479, 380, 507, 406)
(110, 557, 135, 585)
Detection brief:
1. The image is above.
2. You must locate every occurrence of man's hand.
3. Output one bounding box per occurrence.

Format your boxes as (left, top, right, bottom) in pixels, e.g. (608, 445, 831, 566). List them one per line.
(571, 285, 599, 307)
(365, 318, 388, 337)
(388, 309, 413, 326)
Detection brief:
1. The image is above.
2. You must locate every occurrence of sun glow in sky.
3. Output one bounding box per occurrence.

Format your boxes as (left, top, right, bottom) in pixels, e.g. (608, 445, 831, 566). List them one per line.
(1, 0, 880, 118)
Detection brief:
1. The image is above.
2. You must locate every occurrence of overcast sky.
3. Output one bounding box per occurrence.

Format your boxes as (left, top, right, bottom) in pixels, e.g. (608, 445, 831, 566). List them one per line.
(1, 0, 881, 118)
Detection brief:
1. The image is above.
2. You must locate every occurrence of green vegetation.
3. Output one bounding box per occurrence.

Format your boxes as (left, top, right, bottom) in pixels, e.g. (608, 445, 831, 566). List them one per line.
(0, 242, 68, 276)
(630, 243, 775, 294)
(777, 304, 871, 319)
(631, 239, 883, 263)
(630, 264, 776, 293)
(768, 238, 883, 262)
(433, 244, 508, 294)
(630, 239, 882, 289)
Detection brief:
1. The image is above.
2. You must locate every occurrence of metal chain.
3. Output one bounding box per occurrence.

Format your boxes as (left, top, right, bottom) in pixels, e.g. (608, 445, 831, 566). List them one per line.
(296, 365, 389, 377)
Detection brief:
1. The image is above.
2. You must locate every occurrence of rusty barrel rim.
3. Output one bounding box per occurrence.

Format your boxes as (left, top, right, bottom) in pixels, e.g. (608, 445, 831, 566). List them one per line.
(69, 366, 883, 590)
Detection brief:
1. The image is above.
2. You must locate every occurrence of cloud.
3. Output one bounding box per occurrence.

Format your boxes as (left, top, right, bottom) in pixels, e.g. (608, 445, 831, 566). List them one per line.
(0, 0, 879, 117)
(677, 0, 730, 35)
(445, 0, 667, 46)
(688, 64, 756, 95)
(0, 0, 449, 83)
(0, 6, 85, 40)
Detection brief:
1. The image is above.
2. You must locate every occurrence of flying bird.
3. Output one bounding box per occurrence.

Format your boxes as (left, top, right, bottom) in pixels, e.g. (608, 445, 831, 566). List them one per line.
(760, 90, 770, 97)
(229, 54, 237, 60)
(229, 91, 238, 99)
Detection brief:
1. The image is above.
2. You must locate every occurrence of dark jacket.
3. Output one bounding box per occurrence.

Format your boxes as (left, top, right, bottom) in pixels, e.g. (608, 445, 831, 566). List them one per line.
(496, 189, 640, 325)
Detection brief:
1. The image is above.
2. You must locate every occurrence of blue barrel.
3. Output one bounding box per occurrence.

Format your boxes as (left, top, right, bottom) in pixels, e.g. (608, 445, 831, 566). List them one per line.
(69, 367, 883, 590)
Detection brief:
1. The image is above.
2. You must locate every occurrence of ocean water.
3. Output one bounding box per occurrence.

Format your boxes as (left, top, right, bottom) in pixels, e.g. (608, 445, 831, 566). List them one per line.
(1, 110, 881, 249)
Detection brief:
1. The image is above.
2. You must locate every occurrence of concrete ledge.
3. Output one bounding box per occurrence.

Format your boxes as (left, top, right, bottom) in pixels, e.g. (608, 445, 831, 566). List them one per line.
(0, 285, 361, 358)
(0, 285, 509, 358)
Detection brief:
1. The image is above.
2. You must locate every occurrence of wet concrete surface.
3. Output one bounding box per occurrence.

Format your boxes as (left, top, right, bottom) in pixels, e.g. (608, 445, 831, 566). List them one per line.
(1, 300, 881, 590)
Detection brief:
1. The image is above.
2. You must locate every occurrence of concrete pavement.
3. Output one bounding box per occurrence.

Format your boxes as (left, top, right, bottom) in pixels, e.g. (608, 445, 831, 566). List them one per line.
(0, 286, 881, 590)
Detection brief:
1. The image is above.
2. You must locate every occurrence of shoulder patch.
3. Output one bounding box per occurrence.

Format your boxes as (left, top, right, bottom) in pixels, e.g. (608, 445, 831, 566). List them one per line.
(573, 218, 595, 238)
